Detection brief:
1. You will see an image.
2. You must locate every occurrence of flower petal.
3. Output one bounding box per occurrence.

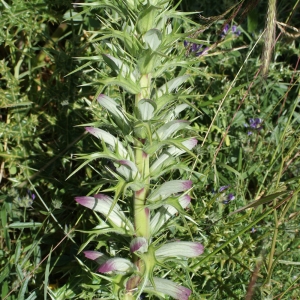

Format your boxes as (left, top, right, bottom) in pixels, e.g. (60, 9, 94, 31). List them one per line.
(154, 120, 190, 141)
(98, 257, 135, 274)
(219, 185, 229, 192)
(150, 138, 198, 173)
(148, 180, 192, 202)
(150, 195, 191, 235)
(83, 250, 109, 265)
(85, 127, 128, 158)
(115, 159, 139, 180)
(130, 237, 148, 253)
(75, 194, 134, 233)
(146, 277, 191, 300)
(155, 241, 204, 258)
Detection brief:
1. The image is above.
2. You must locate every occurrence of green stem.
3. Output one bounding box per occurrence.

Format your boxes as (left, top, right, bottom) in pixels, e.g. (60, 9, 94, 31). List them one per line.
(266, 207, 278, 284)
(134, 74, 151, 239)
(125, 74, 151, 297)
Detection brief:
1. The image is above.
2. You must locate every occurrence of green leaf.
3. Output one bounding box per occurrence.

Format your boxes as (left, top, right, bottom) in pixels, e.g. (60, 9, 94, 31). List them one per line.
(26, 291, 37, 300)
(165, 104, 189, 120)
(0, 282, 9, 299)
(143, 29, 162, 51)
(85, 127, 129, 158)
(44, 246, 52, 300)
(0, 101, 32, 108)
(154, 120, 190, 140)
(97, 94, 130, 133)
(144, 138, 198, 157)
(67, 152, 119, 180)
(8, 222, 42, 229)
(228, 191, 291, 216)
(138, 99, 157, 120)
(63, 9, 83, 22)
(100, 76, 140, 94)
(150, 195, 191, 235)
(155, 75, 190, 98)
(102, 54, 137, 83)
(115, 159, 140, 181)
(219, 163, 241, 178)
(18, 277, 30, 300)
(148, 180, 192, 202)
(150, 138, 197, 175)
(137, 50, 158, 74)
(137, 5, 158, 34)
(197, 83, 247, 107)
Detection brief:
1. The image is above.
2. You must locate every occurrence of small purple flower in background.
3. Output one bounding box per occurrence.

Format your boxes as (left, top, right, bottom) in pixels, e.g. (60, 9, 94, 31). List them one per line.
(219, 185, 230, 192)
(223, 193, 235, 204)
(221, 24, 241, 38)
(16, 190, 35, 207)
(227, 193, 235, 201)
(184, 41, 209, 57)
(245, 118, 263, 135)
(231, 25, 241, 36)
(192, 43, 201, 53)
(222, 24, 230, 36)
(215, 185, 235, 204)
(28, 190, 36, 201)
(249, 118, 263, 130)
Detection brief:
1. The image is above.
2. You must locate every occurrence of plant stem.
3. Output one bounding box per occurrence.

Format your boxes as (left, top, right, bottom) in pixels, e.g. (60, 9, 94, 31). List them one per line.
(134, 74, 152, 239)
(261, 0, 276, 77)
(125, 73, 152, 297)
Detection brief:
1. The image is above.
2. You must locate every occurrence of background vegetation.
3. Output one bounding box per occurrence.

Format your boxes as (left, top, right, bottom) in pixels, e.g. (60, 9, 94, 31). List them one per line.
(1, 0, 299, 299)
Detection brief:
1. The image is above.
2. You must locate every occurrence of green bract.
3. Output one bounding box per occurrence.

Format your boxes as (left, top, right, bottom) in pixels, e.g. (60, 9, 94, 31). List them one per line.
(73, 0, 204, 298)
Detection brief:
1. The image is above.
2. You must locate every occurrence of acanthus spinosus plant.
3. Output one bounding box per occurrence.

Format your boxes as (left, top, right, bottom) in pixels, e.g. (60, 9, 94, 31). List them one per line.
(71, 1, 205, 299)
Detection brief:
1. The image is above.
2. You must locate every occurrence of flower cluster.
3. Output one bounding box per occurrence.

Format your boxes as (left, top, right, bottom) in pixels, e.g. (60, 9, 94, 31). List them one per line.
(83, 238, 203, 299)
(184, 40, 209, 57)
(221, 24, 241, 38)
(224, 193, 235, 204)
(244, 118, 263, 135)
(16, 190, 35, 208)
(218, 185, 235, 204)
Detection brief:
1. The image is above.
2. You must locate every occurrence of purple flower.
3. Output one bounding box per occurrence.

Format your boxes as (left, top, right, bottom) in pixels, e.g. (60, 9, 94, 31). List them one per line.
(219, 185, 230, 192)
(223, 24, 230, 35)
(192, 43, 201, 53)
(249, 118, 263, 130)
(130, 237, 148, 253)
(84, 250, 109, 265)
(223, 193, 235, 204)
(28, 190, 36, 201)
(98, 258, 136, 274)
(232, 25, 241, 36)
(184, 41, 208, 56)
(245, 118, 263, 135)
(221, 24, 241, 37)
(227, 193, 235, 201)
